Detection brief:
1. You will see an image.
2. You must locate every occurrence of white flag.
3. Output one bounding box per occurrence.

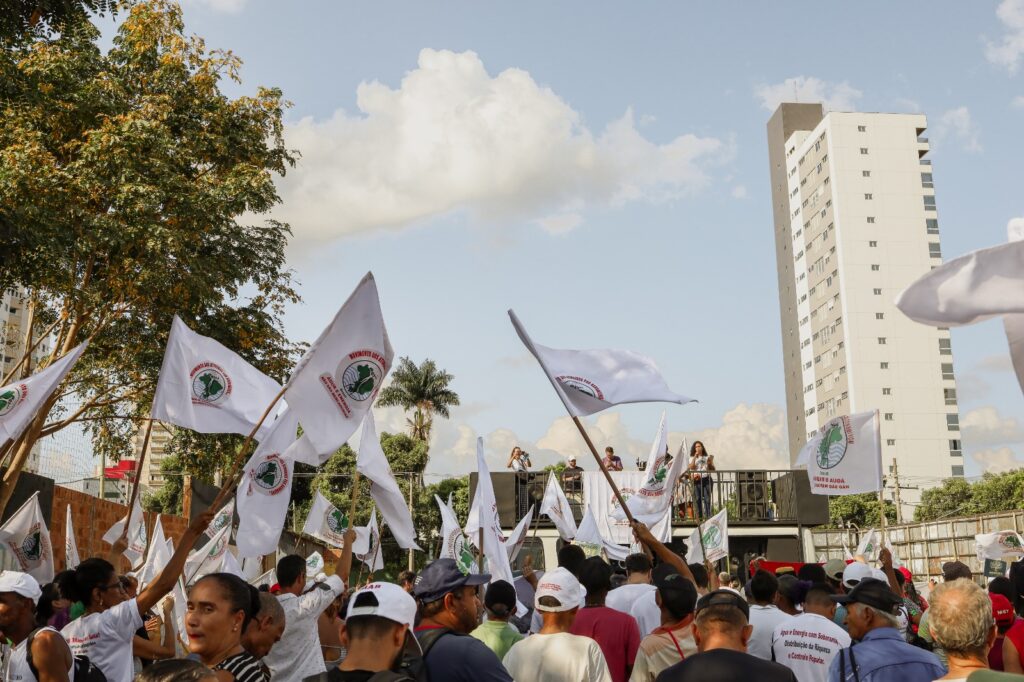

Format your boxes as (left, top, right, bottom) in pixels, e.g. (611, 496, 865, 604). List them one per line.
(575, 506, 628, 562)
(205, 499, 234, 541)
(0, 493, 53, 582)
(241, 556, 264, 582)
(856, 529, 878, 560)
(509, 310, 694, 416)
(185, 523, 230, 582)
(356, 411, 421, 550)
(505, 506, 534, 563)
(356, 507, 384, 573)
(0, 342, 87, 445)
(685, 507, 728, 564)
(236, 408, 298, 557)
(283, 273, 394, 458)
(102, 494, 147, 565)
(435, 495, 476, 573)
(137, 515, 170, 589)
(843, 540, 854, 561)
(222, 550, 245, 579)
(612, 412, 685, 525)
(976, 530, 1024, 561)
(464, 438, 516, 587)
(64, 504, 80, 570)
(251, 567, 277, 587)
(302, 491, 370, 554)
(883, 539, 903, 569)
(305, 551, 325, 577)
(151, 316, 282, 437)
(795, 411, 882, 495)
(539, 473, 577, 540)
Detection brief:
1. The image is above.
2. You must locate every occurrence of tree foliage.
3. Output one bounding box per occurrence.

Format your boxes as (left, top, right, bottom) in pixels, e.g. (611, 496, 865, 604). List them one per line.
(914, 471, 1024, 522)
(0, 1, 299, 506)
(376, 357, 459, 442)
(0, 0, 116, 43)
(828, 492, 897, 527)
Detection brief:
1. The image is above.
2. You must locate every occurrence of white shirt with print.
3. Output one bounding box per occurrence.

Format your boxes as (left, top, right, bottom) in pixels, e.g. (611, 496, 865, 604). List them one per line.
(62, 598, 142, 682)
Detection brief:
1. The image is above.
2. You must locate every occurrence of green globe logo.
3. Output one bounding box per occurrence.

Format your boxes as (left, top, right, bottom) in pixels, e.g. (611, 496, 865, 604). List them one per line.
(190, 363, 231, 405)
(816, 421, 848, 469)
(702, 525, 722, 548)
(327, 508, 349, 535)
(1002, 534, 1022, 549)
(341, 360, 382, 402)
(21, 531, 41, 561)
(0, 385, 27, 417)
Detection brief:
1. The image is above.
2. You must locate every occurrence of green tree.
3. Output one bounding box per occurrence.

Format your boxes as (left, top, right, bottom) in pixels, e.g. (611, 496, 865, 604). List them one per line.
(914, 471, 1024, 522)
(375, 357, 459, 442)
(914, 478, 977, 522)
(0, 0, 116, 43)
(0, 1, 298, 509)
(142, 454, 183, 514)
(828, 492, 897, 527)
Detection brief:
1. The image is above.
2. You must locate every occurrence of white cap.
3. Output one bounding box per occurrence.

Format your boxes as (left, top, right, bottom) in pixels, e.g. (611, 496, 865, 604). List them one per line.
(870, 568, 888, 583)
(535, 567, 583, 613)
(346, 582, 417, 630)
(842, 562, 874, 589)
(0, 571, 42, 604)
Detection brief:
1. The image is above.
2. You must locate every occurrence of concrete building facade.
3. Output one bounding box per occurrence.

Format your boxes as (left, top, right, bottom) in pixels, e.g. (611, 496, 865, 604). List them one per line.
(767, 104, 963, 516)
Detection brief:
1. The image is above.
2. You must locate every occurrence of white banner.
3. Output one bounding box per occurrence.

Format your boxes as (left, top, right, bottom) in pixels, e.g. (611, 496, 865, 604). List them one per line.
(137, 515, 170, 589)
(796, 411, 882, 495)
(612, 412, 686, 525)
(303, 490, 369, 553)
(505, 506, 534, 562)
(856, 528, 879, 560)
(976, 530, 1024, 561)
(435, 494, 476, 573)
(236, 408, 298, 557)
(582, 471, 672, 545)
(539, 472, 577, 540)
(101, 494, 147, 565)
(64, 504, 80, 570)
(0, 493, 53, 583)
(356, 507, 384, 573)
(686, 508, 729, 564)
(355, 411, 421, 550)
(0, 342, 87, 446)
(575, 507, 629, 562)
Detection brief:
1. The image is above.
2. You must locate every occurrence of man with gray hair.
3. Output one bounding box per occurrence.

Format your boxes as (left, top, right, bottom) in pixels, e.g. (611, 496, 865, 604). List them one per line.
(828, 579, 944, 682)
(927, 579, 997, 680)
(244, 591, 287, 660)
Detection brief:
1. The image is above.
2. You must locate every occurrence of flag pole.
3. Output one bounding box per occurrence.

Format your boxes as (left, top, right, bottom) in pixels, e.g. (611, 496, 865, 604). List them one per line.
(121, 415, 154, 545)
(478, 527, 485, 573)
(570, 416, 635, 524)
(875, 409, 888, 547)
(210, 384, 288, 510)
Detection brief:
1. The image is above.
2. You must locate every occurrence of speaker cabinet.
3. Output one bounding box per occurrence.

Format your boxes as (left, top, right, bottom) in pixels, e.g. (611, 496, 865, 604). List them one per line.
(736, 471, 769, 520)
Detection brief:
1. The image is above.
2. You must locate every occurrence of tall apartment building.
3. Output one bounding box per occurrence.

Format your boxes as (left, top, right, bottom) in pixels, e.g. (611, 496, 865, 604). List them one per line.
(136, 420, 174, 491)
(767, 104, 962, 516)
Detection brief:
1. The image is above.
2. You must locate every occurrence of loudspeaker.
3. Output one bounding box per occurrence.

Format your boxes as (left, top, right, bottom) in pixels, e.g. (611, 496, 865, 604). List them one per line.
(737, 471, 769, 520)
(1, 470, 55, 525)
(469, 472, 521, 526)
(771, 470, 829, 525)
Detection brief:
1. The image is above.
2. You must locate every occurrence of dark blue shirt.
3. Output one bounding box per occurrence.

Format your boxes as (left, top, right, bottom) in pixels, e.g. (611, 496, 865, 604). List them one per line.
(828, 627, 945, 682)
(415, 628, 513, 682)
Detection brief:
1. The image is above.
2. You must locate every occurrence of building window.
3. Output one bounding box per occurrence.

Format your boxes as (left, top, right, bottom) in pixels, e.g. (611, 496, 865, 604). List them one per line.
(952, 465, 964, 477)
(869, 240, 877, 247)
(929, 242, 942, 258)
(858, 125, 867, 132)
(921, 172, 934, 188)
(880, 362, 889, 369)
(942, 362, 954, 379)
(873, 288, 882, 295)
(864, 193, 873, 200)
(860, 147, 869, 154)
(871, 264, 880, 271)
(924, 195, 937, 211)
(949, 439, 962, 456)
(878, 337, 887, 345)
(867, 216, 875, 223)
(944, 388, 957, 405)
(884, 413, 894, 421)
(875, 312, 884, 319)
(946, 414, 959, 431)
(938, 338, 952, 355)
(887, 439, 896, 446)
(862, 170, 871, 177)
(927, 219, 939, 234)
(882, 388, 892, 395)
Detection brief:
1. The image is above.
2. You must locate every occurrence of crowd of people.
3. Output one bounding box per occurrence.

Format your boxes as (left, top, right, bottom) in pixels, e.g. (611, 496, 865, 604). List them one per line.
(2, 505, 1023, 682)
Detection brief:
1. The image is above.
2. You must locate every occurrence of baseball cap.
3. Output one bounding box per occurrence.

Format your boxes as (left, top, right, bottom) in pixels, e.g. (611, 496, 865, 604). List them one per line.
(696, 589, 750, 619)
(347, 582, 417, 630)
(484, 580, 517, 616)
(414, 559, 490, 604)
(991, 593, 1015, 628)
(0, 571, 41, 604)
(832, 578, 902, 612)
(535, 567, 583, 612)
(842, 562, 874, 589)
(653, 563, 698, 617)
(942, 561, 972, 581)
(824, 559, 847, 582)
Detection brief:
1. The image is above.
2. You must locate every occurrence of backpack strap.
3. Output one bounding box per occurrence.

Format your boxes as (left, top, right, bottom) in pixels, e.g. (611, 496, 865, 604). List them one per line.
(24, 627, 43, 680)
(417, 627, 455, 660)
(848, 644, 861, 682)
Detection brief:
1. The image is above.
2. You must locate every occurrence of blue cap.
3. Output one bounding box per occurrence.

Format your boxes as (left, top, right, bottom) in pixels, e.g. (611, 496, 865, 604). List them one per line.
(413, 559, 490, 604)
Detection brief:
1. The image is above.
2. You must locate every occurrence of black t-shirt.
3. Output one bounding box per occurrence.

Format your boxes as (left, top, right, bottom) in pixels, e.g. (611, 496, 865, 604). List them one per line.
(655, 648, 797, 682)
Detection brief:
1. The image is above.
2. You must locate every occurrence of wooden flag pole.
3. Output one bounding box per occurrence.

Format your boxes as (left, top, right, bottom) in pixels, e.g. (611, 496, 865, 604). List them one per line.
(348, 471, 361, 526)
(122, 416, 154, 539)
(478, 527, 485, 573)
(875, 409, 888, 547)
(571, 416, 635, 524)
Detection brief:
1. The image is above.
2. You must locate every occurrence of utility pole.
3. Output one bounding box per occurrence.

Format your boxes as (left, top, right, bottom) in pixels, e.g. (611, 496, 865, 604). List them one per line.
(408, 472, 416, 572)
(891, 457, 903, 525)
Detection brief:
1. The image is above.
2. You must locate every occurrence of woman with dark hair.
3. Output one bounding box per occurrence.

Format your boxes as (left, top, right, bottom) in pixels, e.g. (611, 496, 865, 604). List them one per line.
(186, 572, 268, 682)
(57, 509, 213, 682)
(135, 658, 218, 682)
(687, 441, 714, 519)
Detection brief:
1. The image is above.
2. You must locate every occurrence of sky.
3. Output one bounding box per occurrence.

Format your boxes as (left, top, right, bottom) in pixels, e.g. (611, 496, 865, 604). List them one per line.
(89, 1, 1024, 485)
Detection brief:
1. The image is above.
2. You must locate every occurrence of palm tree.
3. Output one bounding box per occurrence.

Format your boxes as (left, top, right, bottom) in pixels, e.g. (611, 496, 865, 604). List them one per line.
(376, 357, 460, 441)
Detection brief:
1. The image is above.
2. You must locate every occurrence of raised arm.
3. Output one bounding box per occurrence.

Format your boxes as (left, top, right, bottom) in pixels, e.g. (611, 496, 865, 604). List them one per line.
(630, 521, 695, 585)
(335, 527, 356, 586)
(878, 548, 900, 595)
(137, 510, 214, 615)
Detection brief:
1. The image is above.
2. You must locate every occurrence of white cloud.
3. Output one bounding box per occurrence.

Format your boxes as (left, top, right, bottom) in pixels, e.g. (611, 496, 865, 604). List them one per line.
(1012, 96, 1024, 108)
(986, 0, 1024, 73)
(1009, 216, 1024, 241)
(731, 185, 748, 200)
(933, 107, 982, 153)
(275, 49, 730, 241)
(971, 447, 1024, 474)
(677, 403, 790, 470)
(961, 406, 1024, 446)
(754, 76, 862, 112)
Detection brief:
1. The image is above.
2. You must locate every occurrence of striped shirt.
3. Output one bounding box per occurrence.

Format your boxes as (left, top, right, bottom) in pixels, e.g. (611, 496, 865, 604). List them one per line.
(215, 652, 269, 682)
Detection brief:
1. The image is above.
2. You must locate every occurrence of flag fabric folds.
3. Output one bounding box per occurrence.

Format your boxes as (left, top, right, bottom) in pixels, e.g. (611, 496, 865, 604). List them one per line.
(0, 493, 54, 583)
(795, 411, 882, 495)
(205, 499, 235, 541)
(612, 412, 685, 525)
(685, 508, 728, 564)
(355, 411, 421, 550)
(435, 495, 476, 573)
(464, 438, 517, 589)
(236, 408, 298, 557)
(302, 491, 370, 554)
(508, 311, 694, 416)
(505, 506, 534, 563)
(575, 507, 628, 562)
(0, 342, 87, 445)
(305, 551, 325, 577)
(151, 316, 282, 437)
(185, 524, 230, 582)
(976, 530, 1024, 561)
(137, 517, 171, 589)
(856, 529, 879, 560)
(64, 504, 80, 570)
(101, 495, 147, 565)
(356, 507, 384, 573)
(539, 473, 577, 540)
(251, 568, 277, 587)
(283, 273, 394, 458)
(222, 551, 245, 579)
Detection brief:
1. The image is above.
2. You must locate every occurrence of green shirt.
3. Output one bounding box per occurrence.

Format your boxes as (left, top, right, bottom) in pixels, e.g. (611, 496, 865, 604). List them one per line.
(470, 619, 524, 661)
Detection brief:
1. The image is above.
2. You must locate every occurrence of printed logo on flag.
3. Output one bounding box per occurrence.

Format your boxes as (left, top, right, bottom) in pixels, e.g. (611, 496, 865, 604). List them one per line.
(645, 455, 669, 491)
(210, 532, 228, 559)
(10, 525, 47, 568)
(248, 455, 289, 496)
(609, 488, 636, 523)
(319, 350, 387, 418)
(816, 417, 854, 469)
(555, 375, 604, 400)
(212, 512, 231, 532)
(1000, 534, 1022, 549)
(326, 508, 349, 535)
(190, 363, 232, 406)
(0, 384, 28, 417)
(702, 525, 722, 549)
(577, 541, 602, 558)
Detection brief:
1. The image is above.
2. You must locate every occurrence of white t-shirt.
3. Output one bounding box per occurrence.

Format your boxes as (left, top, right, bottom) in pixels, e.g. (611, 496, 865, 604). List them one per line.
(5, 628, 76, 682)
(629, 589, 663, 637)
(606, 583, 656, 615)
(747, 604, 792, 660)
(503, 632, 612, 682)
(771, 612, 851, 682)
(264, 574, 345, 682)
(62, 598, 143, 682)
